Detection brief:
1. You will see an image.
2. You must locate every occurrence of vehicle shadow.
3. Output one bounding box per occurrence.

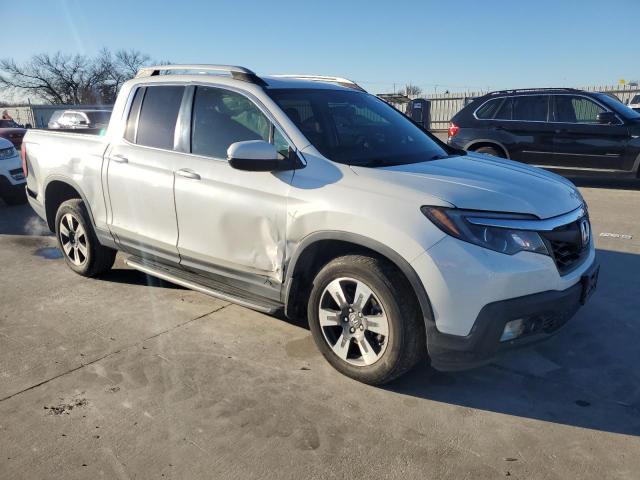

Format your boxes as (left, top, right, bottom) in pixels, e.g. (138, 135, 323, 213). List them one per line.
(0, 202, 51, 236)
(568, 176, 640, 191)
(99, 268, 184, 290)
(385, 248, 640, 437)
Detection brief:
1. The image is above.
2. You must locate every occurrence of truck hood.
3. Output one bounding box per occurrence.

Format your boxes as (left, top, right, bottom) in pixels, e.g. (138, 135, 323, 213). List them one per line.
(351, 153, 582, 219)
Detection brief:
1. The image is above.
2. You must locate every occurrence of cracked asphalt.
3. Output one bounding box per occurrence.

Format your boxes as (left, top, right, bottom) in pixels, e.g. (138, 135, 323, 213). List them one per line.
(1, 179, 639, 480)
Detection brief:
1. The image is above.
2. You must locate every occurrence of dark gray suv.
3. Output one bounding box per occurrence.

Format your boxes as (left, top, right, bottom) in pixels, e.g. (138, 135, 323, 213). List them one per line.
(448, 88, 640, 177)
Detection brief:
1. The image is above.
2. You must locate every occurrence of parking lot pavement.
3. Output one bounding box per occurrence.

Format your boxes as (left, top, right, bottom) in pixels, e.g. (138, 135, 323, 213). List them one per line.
(1, 183, 639, 480)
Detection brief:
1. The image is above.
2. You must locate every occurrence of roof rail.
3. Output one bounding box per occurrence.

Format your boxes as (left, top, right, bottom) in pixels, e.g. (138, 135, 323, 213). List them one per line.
(489, 87, 582, 95)
(135, 64, 267, 86)
(270, 74, 366, 92)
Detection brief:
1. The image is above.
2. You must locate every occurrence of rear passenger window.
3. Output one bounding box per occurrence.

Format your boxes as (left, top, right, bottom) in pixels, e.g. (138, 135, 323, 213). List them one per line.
(512, 95, 549, 121)
(136, 86, 185, 150)
(494, 97, 513, 120)
(191, 87, 270, 158)
(475, 98, 503, 119)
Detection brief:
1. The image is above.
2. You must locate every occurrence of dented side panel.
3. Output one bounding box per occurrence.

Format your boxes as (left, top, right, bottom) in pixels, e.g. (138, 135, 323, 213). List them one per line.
(173, 154, 293, 285)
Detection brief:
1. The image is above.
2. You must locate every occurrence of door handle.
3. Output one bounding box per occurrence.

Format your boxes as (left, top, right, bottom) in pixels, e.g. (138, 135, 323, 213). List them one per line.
(111, 154, 128, 163)
(176, 168, 201, 180)
(554, 128, 567, 134)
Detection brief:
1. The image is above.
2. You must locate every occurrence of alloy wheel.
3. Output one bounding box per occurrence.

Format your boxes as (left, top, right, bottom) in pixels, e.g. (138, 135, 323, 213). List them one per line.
(59, 213, 88, 267)
(318, 277, 390, 366)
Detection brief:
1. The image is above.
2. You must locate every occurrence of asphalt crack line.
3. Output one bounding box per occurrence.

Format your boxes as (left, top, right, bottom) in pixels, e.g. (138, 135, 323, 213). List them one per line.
(0, 303, 231, 403)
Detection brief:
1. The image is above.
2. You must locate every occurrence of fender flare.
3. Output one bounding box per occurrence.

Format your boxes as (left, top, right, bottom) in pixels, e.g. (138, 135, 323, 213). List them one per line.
(43, 175, 98, 229)
(283, 231, 435, 337)
(43, 174, 117, 248)
(633, 152, 640, 177)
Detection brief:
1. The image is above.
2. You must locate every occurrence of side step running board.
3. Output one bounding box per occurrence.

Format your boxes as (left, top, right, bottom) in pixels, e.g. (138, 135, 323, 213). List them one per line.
(125, 256, 283, 314)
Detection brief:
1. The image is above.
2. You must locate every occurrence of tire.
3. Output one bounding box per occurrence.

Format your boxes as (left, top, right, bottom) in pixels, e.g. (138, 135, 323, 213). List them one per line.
(55, 199, 116, 277)
(307, 254, 426, 385)
(473, 146, 505, 158)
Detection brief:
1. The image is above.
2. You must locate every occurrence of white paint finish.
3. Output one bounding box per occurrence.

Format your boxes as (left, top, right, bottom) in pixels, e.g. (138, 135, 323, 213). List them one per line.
(0, 139, 23, 186)
(23, 131, 109, 230)
(286, 146, 449, 263)
(372, 152, 582, 219)
(227, 140, 278, 161)
(105, 142, 181, 262)
(173, 153, 293, 280)
(412, 235, 596, 336)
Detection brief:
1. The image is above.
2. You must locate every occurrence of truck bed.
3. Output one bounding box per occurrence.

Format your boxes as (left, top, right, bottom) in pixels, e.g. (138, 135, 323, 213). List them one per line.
(23, 128, 110, 230)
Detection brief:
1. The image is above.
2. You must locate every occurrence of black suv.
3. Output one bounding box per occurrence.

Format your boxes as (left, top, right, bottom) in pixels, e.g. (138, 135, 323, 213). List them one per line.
(448, 88, 640, 177)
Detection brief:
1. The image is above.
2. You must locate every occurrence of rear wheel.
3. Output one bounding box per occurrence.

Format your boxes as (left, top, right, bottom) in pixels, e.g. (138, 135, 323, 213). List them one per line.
(55, 199, 116, 277)
(308, 255, 426, 385)
(473, 145, 505, 158)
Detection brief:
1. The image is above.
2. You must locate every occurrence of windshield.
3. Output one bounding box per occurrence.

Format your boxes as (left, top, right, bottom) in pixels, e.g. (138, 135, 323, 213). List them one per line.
(267, 88, 448, 167)
(85, 111, 111, 124)
(595, 93, 640, 119)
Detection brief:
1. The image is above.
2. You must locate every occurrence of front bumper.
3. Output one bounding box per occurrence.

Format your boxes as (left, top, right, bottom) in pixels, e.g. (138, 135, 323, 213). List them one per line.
(0, 175, 26, 196)
(426, 259, 598, 371)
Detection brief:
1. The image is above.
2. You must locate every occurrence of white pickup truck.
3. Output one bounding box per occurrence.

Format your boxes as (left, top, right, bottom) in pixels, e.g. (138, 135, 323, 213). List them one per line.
(22, 65, 598, 385)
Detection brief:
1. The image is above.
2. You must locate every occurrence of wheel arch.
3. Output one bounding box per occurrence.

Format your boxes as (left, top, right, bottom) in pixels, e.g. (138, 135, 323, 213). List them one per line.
(43, 176, 96, 232)
(283, 231, 435, 338)
(464, 139, 510, 159)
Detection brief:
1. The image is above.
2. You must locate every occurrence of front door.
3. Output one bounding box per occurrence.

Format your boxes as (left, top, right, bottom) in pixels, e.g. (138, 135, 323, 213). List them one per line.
(106, 85, 186, 263)
(173, 86, 294, 288)
(550, 95, 631, 171)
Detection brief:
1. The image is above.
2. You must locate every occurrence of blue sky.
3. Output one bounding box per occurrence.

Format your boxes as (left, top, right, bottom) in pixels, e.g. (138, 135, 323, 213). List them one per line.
(3, 0, 638, 94)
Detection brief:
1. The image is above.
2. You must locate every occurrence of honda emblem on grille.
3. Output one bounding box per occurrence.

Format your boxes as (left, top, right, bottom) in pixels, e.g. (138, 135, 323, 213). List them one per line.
(580, 218, 590, 247)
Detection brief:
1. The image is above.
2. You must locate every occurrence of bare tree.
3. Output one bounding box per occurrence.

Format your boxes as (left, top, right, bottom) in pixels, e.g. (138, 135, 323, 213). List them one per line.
(0, 49, 164, 105)
(403, 83, 423, 98)
(96, 49, 154, 102)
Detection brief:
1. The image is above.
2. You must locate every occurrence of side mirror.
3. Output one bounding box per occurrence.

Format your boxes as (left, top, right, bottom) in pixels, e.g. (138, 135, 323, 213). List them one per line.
(25, 123, 32, 129)
(597, 111, 618, 125)
(227, 140, 289, 172)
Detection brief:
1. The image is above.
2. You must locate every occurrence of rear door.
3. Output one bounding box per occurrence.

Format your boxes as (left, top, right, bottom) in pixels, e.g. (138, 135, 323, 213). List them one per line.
(105, 85, 185, 263)
(505, 95, 556, 164)
(550, 94, 631, 171)
(173, 85, 294, 286)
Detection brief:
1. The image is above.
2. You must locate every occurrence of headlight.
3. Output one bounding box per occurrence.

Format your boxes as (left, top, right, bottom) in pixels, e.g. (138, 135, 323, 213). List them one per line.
(0, 146, 17, 160)
(422, 206, 548, 255)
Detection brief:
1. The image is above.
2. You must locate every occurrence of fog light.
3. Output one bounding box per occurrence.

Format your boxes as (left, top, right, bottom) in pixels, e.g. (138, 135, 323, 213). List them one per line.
(500, 318, 525, 342)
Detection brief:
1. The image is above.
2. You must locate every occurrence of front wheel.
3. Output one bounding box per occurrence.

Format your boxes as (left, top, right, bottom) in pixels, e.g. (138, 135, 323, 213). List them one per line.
(55, 199, 116, 277)
(308, 255, 426, 385)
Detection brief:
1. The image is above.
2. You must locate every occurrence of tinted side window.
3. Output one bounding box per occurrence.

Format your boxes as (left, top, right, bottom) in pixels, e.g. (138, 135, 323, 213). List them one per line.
(475, 98, 503, 119)
(191, 87, 270, 158)
(494, 97, 513, 120)
(124, 88, 145, 142)
(512, 95, 549, 121)
(136, 86, 185, 150)
(555, 95, 605, 123)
